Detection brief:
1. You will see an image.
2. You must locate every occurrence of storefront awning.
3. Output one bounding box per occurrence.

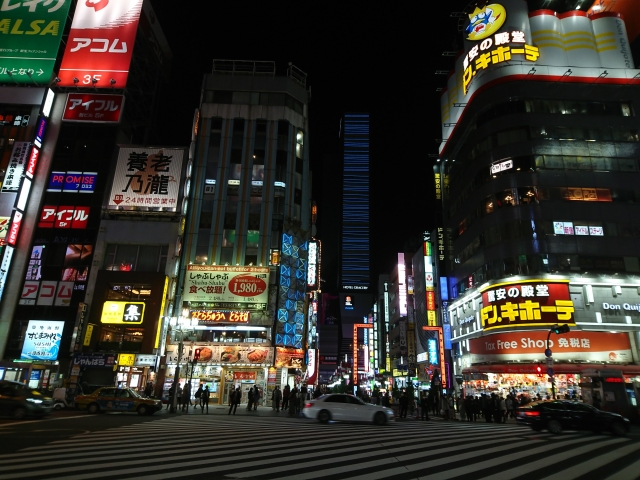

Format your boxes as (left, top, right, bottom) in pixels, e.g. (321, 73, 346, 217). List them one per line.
(462, 364, 640, 375)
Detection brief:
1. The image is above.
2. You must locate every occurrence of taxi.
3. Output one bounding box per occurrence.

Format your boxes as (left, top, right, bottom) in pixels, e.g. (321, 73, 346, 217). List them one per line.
(76, 387, 161, 415)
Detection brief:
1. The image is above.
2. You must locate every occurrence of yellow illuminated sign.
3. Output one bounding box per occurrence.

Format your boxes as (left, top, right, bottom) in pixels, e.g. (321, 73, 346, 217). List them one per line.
(434, 173, 441, 200)
(83, 324, 94, 346)
(101, 301, 145, 324)
(463, 29, 540, 95)
(466, 4, 507, 41)
(118, 353, 135, 367)
(428, 311, 437, 326)
(155, 276, 169, 349)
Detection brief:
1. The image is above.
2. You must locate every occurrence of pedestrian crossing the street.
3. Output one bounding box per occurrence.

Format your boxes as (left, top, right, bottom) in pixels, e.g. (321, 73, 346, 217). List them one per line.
(0, 417, 638, 480)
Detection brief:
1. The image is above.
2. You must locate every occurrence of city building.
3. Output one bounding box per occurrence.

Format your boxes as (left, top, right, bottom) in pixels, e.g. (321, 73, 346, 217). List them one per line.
(435, 0, 640, 401)
(160, 60, 313, 405)
(0, 0, 173, 390)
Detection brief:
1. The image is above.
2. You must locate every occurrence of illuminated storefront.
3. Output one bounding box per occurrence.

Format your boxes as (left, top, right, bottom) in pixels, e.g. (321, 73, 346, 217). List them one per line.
(450, 277, 640, 399)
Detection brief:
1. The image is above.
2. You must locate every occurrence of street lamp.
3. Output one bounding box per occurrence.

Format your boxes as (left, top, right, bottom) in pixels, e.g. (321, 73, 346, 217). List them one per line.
(169, 308, 197, 413)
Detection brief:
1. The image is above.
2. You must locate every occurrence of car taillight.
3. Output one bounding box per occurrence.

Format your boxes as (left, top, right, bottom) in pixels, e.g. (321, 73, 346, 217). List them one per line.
(525, 411, 541, 417)
(304, 402, 313, 408)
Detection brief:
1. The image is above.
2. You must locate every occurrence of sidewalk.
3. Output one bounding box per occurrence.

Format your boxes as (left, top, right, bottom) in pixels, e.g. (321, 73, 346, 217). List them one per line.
(157, 405, 305, 417)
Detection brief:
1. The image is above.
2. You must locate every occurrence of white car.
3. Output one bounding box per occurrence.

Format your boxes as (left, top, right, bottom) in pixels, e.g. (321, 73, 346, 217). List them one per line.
(303, 394, 394, 425)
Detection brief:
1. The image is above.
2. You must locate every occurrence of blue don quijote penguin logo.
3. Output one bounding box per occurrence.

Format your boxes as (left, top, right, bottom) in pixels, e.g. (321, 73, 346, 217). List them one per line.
(466, 4, 507, 41)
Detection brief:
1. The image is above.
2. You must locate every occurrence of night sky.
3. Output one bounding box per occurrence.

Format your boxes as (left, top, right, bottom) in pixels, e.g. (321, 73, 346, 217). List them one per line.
(151, 1, 471, 290)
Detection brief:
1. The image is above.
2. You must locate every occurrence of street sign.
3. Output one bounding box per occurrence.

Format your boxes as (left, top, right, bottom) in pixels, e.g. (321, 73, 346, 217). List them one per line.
(0, 0, 72, 85)
(544, 348, 552, 358)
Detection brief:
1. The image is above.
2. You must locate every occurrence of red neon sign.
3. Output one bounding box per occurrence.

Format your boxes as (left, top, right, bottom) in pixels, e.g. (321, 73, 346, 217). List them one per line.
(604, 377, 624, 383)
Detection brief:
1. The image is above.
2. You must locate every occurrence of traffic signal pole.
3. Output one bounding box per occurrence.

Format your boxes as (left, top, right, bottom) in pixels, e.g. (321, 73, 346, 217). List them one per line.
(545, 324, 571, 400)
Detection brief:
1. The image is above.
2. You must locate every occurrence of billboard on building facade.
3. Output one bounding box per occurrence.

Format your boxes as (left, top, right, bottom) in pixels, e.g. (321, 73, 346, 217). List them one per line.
(62, 93, 125, 123)
(165, 344, 274, 366)
(183, 265, 270, 306)
(21, 320, 64, 361)
(2, 142, 30, 192)
(275, 347, 304, 368)
(479, 279, 575, 331)
(468, 331, 632, 363)
(108, 147, 184, 211)
(0, 0, 72, 85)
(57, 0, 143, 87)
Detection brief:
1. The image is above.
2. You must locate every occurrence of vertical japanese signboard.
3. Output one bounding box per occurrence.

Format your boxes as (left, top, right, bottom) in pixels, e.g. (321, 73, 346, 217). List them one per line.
(0, 0, 72, 85)
(57, 0, 143, 88)
(21, 320, 64, 361)
(2, 141, 29, 192)
(108, 147, 184, 211)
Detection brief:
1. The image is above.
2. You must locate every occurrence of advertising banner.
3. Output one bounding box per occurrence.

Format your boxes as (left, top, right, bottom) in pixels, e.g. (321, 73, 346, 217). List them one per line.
(47, 171, 97, 193)
(421, 326, 447, 388)
(2, 141, 30, 192)
(275, 347, 304, 368)
(468, 331, 633, 363)
(108, 147, 184, 211)
(0, 0, 72, 85)
(62, 93, 125, 123)
(20, 320, 64, 361)
(164, 344, 274, 366)
(57, 0, 143, 87)
(190, 310, 250, 323)
(480, 280, 575, 331)
(38, 205, 90, 229)
(183, 265, 270, 306)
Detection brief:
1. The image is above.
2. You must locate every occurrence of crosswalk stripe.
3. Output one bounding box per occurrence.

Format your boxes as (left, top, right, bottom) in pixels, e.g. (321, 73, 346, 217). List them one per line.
(538, 442, 640, 480)
(4, 426, 538, 480)
(603, 456, 640, 480)
(4, 415, 636, 480)
(449, 437, 628, 480)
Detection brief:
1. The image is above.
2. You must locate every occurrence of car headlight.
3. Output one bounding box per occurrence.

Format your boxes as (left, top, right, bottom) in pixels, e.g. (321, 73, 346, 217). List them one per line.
(27, 398, 43, 404)
(386, 409, 393, 414)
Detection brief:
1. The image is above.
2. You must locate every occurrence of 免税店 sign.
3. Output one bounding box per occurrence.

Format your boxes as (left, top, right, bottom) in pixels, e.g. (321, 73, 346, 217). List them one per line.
(468, 331, 632, 364)
(480, 280, 575, 331)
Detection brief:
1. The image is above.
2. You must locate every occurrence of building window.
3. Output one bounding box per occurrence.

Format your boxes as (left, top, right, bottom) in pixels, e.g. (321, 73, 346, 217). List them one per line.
(104, 245, 168, 273)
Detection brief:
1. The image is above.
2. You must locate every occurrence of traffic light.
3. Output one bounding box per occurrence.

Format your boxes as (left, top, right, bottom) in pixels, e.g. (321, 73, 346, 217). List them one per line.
(552, 324, 570, 335)
(536, 365, 543, 377)
(194, 348, 201, 360)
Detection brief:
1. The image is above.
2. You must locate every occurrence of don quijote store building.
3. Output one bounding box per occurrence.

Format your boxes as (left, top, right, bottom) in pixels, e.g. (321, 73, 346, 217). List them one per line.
(436, 0, 640, 406)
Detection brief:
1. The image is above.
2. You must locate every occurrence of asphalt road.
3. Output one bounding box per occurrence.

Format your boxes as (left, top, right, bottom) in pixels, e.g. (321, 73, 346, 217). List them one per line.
(1, 407, 640, 480)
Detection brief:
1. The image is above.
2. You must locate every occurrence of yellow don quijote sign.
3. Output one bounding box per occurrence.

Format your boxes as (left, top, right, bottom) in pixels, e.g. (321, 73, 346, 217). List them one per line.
(101, 301, 145, 324)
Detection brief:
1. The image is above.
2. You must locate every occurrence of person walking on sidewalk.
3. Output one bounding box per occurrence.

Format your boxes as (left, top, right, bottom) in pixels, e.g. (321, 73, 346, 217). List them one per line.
(201, 385, 210, 413)
(181, 383, 191, 412)
(399, 392, 409, 419)
(288, 387, 298, 416)
(252, 385, 260, 410)
(282, 384, 290, 411)
(167, 383, 176, 410)
(272, 386, 282, 412)
(420, 393, 430, 421)
(247, 386, 254, 410)
(194, 384, 203, 408)
(228, 387, 241, 415)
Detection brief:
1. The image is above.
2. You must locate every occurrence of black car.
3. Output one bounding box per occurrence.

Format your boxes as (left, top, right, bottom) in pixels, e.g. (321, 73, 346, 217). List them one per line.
(515, 400, 630, 435)
(0, 380, 54, 419)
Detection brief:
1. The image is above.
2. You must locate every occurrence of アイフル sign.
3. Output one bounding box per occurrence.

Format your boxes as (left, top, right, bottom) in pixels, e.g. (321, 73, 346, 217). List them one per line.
(62, 93, 124, 123)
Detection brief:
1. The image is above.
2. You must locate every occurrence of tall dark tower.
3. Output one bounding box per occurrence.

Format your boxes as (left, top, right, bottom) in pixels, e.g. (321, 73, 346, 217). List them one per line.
(340, 113, 370, 292)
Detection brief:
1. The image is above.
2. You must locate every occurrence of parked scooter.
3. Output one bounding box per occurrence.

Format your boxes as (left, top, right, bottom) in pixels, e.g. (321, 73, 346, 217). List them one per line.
(53, 387, 72, 410)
